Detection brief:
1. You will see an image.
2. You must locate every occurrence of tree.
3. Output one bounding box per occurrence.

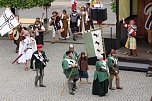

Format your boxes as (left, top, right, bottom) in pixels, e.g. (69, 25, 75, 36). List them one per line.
(110, 0, 116, 13)
(0, 0, 54, 9)
(0, 0, 54, 31)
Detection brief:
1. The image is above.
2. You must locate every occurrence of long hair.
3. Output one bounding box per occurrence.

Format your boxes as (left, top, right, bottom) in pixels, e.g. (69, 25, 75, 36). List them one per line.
(79, 52, 88, 60)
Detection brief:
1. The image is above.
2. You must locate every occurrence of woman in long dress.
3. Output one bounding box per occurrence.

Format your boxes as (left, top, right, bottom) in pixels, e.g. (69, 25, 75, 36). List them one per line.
(92, 54, 109, 97)
(123, 18, 137, 56)
(80, 6, 89, 34)
(61, 10, 69, 39)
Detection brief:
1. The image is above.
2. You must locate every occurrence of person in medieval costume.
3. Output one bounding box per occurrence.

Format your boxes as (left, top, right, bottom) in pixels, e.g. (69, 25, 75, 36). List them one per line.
(107, 49, 123, 90)
(49, 11, 63, 43)
(86, 3, 94, 29)
(62, 50, 79, 95)
(70, 9, 80, 41)
(30, 44, 49, 87)
(79, 6, 89, 34)
(61, 10, 69, 40)
(12, 24, 23, 53)
(63, 44, 78, 62)
(78, 52, 91, 84)
(123, 18, 137, 56)
(11, 15, 23, 53)
(18, 27, 36, 71)
(92, 54, 109, 97)
(32, 18, 45, 45)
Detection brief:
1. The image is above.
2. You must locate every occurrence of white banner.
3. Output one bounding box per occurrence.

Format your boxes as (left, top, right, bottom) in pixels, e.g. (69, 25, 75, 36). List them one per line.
(0, 8, 19, 36)
(91, 29, 104, 56)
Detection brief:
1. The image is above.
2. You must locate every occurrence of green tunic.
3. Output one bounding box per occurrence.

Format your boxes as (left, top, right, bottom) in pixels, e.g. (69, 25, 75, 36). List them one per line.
(107, 56, 119, 74)
(63, 51, 78, 62)
(94, 61, 109, 82)
(62, 57, 79, 78)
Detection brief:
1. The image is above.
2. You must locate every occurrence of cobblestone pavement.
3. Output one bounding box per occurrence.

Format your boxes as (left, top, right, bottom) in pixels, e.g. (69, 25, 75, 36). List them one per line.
(0, 0, 152, 101)
(0, 40, 152, 101)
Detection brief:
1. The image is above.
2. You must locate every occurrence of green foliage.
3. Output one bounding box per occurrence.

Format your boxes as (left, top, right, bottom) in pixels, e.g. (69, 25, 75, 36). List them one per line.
(0, 0, 54, 9)
(110, 0, 116, 13)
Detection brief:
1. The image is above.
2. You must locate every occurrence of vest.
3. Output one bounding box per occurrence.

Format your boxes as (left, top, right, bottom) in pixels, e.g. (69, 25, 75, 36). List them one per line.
(51, 16, 61, 31)
(70, 13, 79, 28)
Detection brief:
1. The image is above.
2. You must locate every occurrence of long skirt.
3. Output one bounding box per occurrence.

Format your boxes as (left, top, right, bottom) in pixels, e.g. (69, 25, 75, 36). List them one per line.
(79, 70, 88, 78)
(125, 36, 137, 50)
(92, 77, 109, 96)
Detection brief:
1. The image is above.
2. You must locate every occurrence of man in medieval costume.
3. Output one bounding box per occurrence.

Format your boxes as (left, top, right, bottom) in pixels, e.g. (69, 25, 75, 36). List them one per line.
(86, 3, 94, 29)
(8, 15, 23, 53)
(49, 11, 63, 43)
(63, 44, 78, 62)
(30, 44, 49, 87)
(12, 24, 22, 53)
(123, 18, 137, 56)
(32, 18, 45, 45)
(62, 50, 79, 95)
(92, 54, 109, 97)
(70, 9, 80, 41)
(107, 49, 123, 90)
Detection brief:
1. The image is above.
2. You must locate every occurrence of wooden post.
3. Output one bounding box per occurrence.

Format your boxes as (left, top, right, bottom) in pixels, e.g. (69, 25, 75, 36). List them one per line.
(116, 0, 121, 49)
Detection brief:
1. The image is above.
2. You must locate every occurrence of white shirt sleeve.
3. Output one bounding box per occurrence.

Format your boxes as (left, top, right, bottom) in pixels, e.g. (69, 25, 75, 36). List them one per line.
(59, 20, 63, 28)
(85, 12, 89, 21)
(61, 14, 64, 19)
(49, 18, 52, 22)
(41, 26, 45, 31)
(77, 19, 80, 27)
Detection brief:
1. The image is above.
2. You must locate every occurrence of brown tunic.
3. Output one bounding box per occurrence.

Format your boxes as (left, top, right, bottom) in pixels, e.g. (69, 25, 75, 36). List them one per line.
(78, 57, 88, 71)
(61, 14, 69, 38)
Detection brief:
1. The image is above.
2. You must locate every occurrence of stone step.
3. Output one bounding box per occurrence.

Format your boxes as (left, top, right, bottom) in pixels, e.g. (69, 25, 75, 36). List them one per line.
(119, 61, 149, 72)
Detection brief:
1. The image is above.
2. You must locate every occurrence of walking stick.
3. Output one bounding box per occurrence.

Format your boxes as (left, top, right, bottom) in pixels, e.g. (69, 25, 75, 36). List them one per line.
(60, 67, 75, 96)
(12, 48, 32, 64)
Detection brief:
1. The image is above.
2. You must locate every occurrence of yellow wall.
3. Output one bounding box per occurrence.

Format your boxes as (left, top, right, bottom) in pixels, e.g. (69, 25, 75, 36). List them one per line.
(119, 0, 130, 21)
(132, 0, 137, 15)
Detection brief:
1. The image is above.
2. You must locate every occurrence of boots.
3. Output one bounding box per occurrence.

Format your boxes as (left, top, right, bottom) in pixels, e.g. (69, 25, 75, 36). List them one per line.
(15, 47, 19, 53)
(109, 79, 115, 90)
(128, 49, 133, 56)
(51, 38, 55, 44)
(68, 81, 75, 95)
(116, 78, 122, 90)
(133, 49, 138, 57)
(35, 76, 40, 87)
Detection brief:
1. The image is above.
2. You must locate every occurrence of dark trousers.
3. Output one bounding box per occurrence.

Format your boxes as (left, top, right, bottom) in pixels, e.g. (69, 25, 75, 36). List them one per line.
(35, 34, 44, 45)
(71, 27, 79, 41)
(68, 74, 79, 93)
(87, 20, 94, 29)
(14, 40, 19, 53)
(35, 68, 44, 85)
